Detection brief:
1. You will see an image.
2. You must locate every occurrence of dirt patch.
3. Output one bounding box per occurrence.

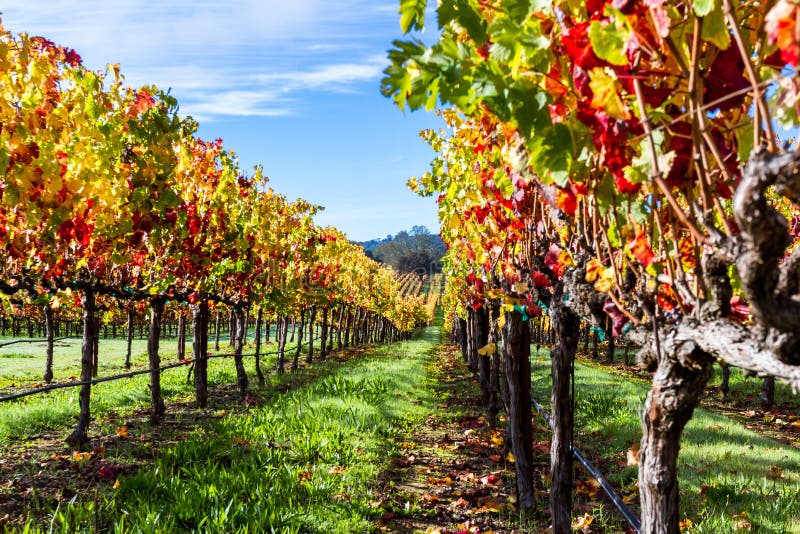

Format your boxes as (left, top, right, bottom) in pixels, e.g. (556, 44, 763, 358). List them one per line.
(374, 346, 551, 533)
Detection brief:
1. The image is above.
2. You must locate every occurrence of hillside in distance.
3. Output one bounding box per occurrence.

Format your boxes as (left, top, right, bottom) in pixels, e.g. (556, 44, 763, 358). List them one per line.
(358, 226, 445, 274)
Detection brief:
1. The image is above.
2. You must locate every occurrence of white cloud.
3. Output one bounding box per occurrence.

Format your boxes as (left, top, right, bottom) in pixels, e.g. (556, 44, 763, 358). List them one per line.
(1, 1, 395, 118)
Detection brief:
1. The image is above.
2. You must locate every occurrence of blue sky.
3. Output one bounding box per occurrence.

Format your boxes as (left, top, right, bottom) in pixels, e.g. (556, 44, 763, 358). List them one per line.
(1, 1, 441, 241)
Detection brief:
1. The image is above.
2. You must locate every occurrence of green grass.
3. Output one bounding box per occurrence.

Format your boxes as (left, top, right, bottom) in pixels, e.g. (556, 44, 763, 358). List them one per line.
(531, 350, 800, 533)
(0, 328, 321, 444)
(14, 327, 439, 533)
(0, 325, 298, 386)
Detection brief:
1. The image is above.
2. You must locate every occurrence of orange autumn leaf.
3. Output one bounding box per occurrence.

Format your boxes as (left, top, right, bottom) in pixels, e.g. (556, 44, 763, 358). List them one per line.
(628, 231, 655, 267)
(766, 0, 800, 66)
(627, 442, 641, 466)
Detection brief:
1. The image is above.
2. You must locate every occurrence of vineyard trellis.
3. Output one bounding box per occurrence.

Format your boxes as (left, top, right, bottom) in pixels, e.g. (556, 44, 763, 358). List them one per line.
(0, 19, 431, 448)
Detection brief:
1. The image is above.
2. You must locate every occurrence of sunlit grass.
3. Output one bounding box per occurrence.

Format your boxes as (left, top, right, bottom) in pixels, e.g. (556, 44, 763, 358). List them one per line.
(531, 350, 800, 533)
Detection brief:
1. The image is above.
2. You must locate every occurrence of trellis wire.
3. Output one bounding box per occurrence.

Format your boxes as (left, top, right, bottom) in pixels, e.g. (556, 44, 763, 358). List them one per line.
(531, 396, 641, 533)
(0, 334, 324, 404)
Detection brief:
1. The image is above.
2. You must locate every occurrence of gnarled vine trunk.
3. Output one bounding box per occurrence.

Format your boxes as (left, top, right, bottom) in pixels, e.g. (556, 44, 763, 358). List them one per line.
(148, 298, 166, 423)
(639, 334, 714, 533)
(254, 307, 265, 384)
(292, 308, 306, 371)
(307, 306, 317, 364)
(67, 286, 95, 449)
(43, 305, 54, 384)
(192, 299, 209, 408)
(501, 309, 535, 513)
(276, 315, 289, 372)
(320, 308, 329, 360)
(125, 307, 134, 369)
(549, 299, 580, 534)
(233, 306, 248, 396)
(177, 310, 186, 361)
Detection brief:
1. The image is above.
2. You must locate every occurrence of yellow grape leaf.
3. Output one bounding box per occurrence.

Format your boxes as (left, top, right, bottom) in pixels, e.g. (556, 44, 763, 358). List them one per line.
(506, 451, 515, 463)
(512, 281, 529, 293)
(585, 259, 603, 282)
(588, 67, 630, 120)
(594, 267, 616, 292)
(478, 342, 496, 357)
(572, 512, 593, 529)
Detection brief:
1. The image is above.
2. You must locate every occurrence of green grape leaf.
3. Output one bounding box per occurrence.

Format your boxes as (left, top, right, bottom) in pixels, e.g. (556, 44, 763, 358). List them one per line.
(588, 19, 630, 66)
(701, 4, 731, 49)
(400, 0, 428, 33)
(693, 0, 714, 17)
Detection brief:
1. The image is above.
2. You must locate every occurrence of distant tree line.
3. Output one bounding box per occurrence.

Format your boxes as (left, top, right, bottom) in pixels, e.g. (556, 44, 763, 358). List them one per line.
(359, 226, 445, 274)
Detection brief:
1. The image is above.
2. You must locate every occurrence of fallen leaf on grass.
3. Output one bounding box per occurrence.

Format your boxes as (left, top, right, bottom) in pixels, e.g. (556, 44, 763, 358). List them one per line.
(627, 442, 640, 466)
(490, 431, 504, 447)
(298, 471, 312, 482)
(480, 474, 501, 487)
(571, 512, 593, 529)
(329, 466, 346, 475)
(480, 499, 511, 513)
(96, 464, 122, 479)
(115, 425, 129, 438)
(427, 476, 452, 485)
(452, 497, 469, 509)
(679, 518, 694, 531)
(489, 454, 502, 463)
(769, 465, 784, 479)
(72, 452, 91, 462)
